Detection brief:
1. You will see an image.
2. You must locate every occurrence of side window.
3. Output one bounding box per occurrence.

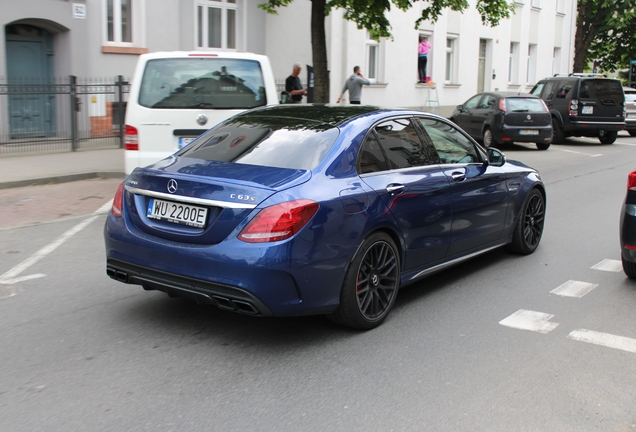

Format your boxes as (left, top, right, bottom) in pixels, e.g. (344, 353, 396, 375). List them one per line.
(417, 118, 480, 164)
(464, 95, 482, 110)
(555, 81, 573, 98)
(374, 118, 437, 169)
(530, 82, 544, 96)
(479, 95, 497, 109)
(542, 81, 556, 100)
(358, 133, 389, 174)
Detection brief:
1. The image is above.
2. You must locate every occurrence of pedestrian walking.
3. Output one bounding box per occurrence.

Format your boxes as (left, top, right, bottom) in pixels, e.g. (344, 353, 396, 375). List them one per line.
(285, 63, 307, 103)
(418, 36, 431, 83)
(336, 66, 370, 105)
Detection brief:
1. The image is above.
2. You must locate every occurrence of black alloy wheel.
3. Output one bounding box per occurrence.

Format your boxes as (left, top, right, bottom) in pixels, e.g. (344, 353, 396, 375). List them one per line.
(622, 255, 636, 279)
(551, 117, 565, 144)
(599, 130, 617, 144)
(508, 188, 545, 255)
(328, 232, 400, 330)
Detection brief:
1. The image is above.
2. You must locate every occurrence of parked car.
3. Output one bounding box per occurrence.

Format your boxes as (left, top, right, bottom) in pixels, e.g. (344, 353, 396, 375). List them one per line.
(124, 51, 280, 174)
(449, 92, 552, 150)
(620, 170, 636, 279)
(530, 74, 625, 144)
(624, 88, 636, 136)
(104, 105, 546, 330)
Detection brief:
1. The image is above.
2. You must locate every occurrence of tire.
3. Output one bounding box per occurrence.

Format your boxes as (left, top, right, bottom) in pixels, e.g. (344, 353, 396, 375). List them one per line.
(328, 232, 400, 330)
(599, 131, 617, 144)
(535, 142, 550, 150)
(482, 128, 494, 148)
(622, 256, 636, 279)
(551, 117, 565, 144)
(629, 130, 636, 137)
(507, 188, 545, 255)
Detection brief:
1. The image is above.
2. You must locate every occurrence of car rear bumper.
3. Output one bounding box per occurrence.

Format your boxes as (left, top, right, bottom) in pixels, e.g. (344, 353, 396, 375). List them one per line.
(620, 203, 636, 264)
(624, 118, 636, 130)
(494, 125, 552, 144)
(566, 120, 626, 134)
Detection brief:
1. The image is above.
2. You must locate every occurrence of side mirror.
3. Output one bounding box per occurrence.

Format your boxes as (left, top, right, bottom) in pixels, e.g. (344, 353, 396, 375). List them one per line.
(487, 148, 506, 167)
(456, 104, 464, 111)
(280, 91, 291, 104)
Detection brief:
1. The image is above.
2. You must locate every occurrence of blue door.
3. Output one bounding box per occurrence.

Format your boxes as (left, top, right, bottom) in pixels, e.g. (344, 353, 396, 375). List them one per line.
(6, 27, 55, 138)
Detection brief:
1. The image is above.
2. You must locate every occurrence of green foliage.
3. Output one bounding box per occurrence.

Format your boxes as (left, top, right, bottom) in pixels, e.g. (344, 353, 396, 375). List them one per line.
(577, 0, 636, 73)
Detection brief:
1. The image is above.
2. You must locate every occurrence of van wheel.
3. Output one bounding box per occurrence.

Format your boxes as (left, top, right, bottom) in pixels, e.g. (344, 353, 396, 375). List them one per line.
(551, 118, 565, 144)
(599, 131, 617, 144)
(535, 142, 550, 150)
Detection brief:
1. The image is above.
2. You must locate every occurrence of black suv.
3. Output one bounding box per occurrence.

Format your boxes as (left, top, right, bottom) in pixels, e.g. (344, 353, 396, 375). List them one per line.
(530, 74, 625, 144)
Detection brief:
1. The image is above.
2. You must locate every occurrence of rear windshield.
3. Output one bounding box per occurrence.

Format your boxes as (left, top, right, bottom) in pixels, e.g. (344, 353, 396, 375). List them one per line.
(138, 58, 267, 109)
(625, 92, 636, 102)
(578, 79, 624, 102)
(506, 98, 547, 112)
(177, 117, 340, 170)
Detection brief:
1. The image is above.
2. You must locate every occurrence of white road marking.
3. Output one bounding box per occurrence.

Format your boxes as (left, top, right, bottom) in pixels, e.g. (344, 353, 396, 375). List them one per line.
(0, 274, 46, 285)
(591, 259, 622, 272)
(550, 280, 599, 298)
(568, 329, 636, 354)
(0, 200, 112, 283)
(499, 309, 559, 334)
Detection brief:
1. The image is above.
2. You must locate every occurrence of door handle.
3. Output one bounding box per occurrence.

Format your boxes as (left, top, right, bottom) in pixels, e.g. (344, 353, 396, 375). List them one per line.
(451, 171, 466, 182)
(386, 184, 405, 195)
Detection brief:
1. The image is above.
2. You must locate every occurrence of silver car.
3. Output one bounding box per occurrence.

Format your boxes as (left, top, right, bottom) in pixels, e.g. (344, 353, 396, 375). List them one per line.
(624, 88, 636, 136)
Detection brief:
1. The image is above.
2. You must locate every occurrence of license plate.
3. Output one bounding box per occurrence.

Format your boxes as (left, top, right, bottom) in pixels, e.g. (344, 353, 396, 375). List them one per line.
(628, 113, 636, 119)
(582, 106, 593, 114)
(178, 137, 197, 149)
(147, 198, 208, 228)
(519, 130, 539, 135)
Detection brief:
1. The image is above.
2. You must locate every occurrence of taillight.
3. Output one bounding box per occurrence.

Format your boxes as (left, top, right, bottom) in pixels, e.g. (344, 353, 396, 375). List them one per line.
(568, 99, 578, 116)
(499, 98, 507, 112)
(628, 171, 636, 191)
(124, 125, 138, 151)
(111, 182, 124, 217)
(238, 200, 319, 243)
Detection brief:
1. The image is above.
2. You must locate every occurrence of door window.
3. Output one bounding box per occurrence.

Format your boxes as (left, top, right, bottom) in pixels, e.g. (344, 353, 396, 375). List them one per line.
(373, 118, 438, 169)
(417, 118, 481, 164)
(464, 95, 482, 110)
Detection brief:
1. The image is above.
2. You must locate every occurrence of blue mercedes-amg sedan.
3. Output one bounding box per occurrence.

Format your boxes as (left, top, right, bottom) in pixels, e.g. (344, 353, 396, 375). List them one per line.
(104, 105, 546, 329)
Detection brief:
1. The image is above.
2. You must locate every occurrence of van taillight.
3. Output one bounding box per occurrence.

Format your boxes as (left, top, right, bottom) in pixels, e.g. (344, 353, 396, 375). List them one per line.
(568, 99, 579, 116)
(124, 125, 138, 151)
(111, 182, 124, 218)
(499, 98, 507, 112)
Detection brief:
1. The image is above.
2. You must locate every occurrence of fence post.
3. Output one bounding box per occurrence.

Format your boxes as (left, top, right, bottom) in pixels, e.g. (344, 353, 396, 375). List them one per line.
(116, 75, 125, 148)
(69, 75, 78, 151)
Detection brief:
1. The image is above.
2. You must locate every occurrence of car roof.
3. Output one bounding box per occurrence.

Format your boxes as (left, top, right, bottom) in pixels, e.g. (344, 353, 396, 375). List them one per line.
(236, 104, 413, 127)
(541, 74, 621, 81)
(482, 91, 540, 98)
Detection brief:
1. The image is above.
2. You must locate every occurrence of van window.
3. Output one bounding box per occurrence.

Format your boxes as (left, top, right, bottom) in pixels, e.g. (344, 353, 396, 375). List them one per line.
(555, 81, 575, 98)
(138, 58, 267, 109)
(578, 79, 624, 102)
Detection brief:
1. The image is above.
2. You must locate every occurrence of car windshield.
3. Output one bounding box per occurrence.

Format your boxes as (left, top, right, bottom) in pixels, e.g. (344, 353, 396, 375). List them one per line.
(138, 58, 267, 109)
(506, 98, 546, 112)
(176, 116, 340, 170)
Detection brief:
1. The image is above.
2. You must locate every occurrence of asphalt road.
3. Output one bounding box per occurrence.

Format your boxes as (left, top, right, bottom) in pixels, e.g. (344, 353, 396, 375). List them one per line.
(1, 135, 635, 431)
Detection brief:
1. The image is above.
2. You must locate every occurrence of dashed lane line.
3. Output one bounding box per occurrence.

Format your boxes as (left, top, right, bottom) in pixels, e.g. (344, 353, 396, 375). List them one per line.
(591, 259, 622, 272)
(499, 309, 559, 334)
(568, 329, 636, 354)
(550, 280, 598, 298)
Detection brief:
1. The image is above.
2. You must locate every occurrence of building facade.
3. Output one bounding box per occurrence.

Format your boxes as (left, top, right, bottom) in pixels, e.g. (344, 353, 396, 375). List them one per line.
(1, 0, 576, 122)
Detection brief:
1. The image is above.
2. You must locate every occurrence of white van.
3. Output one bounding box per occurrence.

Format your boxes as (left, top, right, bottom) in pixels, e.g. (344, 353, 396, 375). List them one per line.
(124, 51, 279, 174)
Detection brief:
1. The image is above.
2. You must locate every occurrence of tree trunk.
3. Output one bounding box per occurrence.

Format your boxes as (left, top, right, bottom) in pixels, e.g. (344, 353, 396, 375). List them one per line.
(311, 0, 329, 103)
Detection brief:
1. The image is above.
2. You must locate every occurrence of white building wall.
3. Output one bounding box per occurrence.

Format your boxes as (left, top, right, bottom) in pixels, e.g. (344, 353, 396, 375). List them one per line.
(265, 0, 577, 116)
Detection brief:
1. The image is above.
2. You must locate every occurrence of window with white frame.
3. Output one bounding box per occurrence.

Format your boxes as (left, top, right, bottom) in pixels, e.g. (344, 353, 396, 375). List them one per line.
(552, 47, 561, 75)
(104, 0, 142, 45)
(526, 44, 537, 84)
(531, 0, 540, 8)
(508, 42, 520, 84)
(445, 36, 458, 83)
(556, 0, 564, 13)
(196, 0, 238, 50)
(366, 32, 380, 82)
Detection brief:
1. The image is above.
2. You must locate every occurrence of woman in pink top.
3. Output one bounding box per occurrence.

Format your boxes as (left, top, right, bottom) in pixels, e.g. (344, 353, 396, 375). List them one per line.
(418, 36, 431, 83)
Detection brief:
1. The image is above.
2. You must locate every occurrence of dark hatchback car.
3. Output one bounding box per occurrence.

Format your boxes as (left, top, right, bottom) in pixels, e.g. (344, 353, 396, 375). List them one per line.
(530, 74, 625, 144)
(620, 170, 636, 279)
(450, 92, 552, 150)
(104, 105, 546, 329)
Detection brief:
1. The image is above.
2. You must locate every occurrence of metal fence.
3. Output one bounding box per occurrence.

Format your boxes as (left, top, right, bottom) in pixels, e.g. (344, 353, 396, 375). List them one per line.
(0, 75, 129, 155)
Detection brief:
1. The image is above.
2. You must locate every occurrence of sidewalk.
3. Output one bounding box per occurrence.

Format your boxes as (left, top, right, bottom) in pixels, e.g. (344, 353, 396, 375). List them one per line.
(0, 148, 125, 189)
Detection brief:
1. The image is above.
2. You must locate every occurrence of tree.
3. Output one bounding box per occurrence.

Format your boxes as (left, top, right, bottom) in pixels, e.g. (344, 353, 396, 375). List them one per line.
(260, 0, 515, 103)
(573, 0, 636, 73)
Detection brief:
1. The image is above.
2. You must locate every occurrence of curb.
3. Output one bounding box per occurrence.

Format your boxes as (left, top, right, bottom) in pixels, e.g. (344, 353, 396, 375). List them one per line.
(0, 171, 126, 190)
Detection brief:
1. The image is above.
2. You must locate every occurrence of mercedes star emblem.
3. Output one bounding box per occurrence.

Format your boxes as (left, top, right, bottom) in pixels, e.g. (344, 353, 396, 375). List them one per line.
(196, 114, 208, 126)
(167, 179, 178, 194)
